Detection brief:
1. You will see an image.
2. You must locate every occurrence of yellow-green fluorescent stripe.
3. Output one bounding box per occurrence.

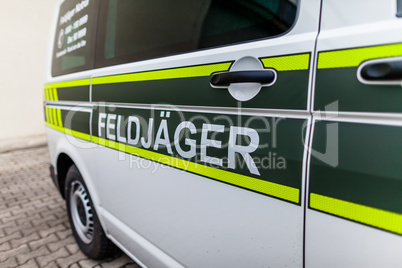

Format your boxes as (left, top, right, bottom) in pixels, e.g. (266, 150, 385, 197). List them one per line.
(50, 108, 55, 125)
(318, 43, 402, 69)
(48, 108, 52, 123)
(44, 88, 50, 101)
(43, 56, 310, 89)
(310, 193, 402, 234)
(92, 62, 232, 85)
(45, 122, 91, 141)
(261, 53, 310, 71)
(44, 78, 91, 89)
(93, 136, 299, 203)
(53, 88, 59, 101)
(48, 108, 54, 125)
(50, 88, 55, 101)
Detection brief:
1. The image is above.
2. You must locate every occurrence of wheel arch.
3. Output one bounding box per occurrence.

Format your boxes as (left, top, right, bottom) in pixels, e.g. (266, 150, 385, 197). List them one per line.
(51, 136, 103, 230)
(57, 152, 75, 199)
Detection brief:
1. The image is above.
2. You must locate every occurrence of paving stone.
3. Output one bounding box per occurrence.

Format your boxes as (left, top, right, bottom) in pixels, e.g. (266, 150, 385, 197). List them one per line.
(79, 258, 100, 268)
(101, 254, 139, 268)
(38, 224, 67, 238)
(21, 224, 48, 238)
(10, 232, 40, 249)
(0, 230, 22, 244)
(66, 243, 80, 254)
(0, 244, 30, 262)
(29, 233, 59, 251)
(41, 260, 58, 268)
(48, 216, 71, 228)
(56, 249, 87, 267)
(0, 256, 18, 268)
(18, 259, 39, 268)
(47, 234, 74, 252)
(15, 204, 47, 218)
(0, 241, 11, 252)
(0, 221, 20, 233)
(39, 207, 65, 219)
(31, 215, 58, 227)
(17, 246, 50, 265)
(4, 222, 32, 236)
(37, 247, 70, 267)
(2, 212, 28, 225)
(16, 213, 41, 226)
(0, 211, 13, 223)
(0, 147, 137, 267)
(56, 228, 73, 240)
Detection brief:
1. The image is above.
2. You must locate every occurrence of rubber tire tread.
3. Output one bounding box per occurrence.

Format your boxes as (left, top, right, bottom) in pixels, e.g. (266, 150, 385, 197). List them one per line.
(65, 164, 115, 259)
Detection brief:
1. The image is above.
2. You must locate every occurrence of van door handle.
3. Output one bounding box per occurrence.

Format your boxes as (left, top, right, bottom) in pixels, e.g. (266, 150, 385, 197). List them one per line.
(360, 60, 402, 81)
(210, 70, 275, 87)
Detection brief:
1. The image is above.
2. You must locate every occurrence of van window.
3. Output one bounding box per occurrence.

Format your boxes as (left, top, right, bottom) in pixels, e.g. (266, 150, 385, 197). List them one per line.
(52, 0, 99, 76)
(95, 0, 298, 67)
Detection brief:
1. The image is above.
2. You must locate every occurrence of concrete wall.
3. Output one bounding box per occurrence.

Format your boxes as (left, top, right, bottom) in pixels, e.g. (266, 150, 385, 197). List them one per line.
(0, 0, 59, 150)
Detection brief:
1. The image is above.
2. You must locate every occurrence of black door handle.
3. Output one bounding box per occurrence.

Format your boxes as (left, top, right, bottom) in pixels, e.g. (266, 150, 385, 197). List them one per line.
(361, 60, 402, 81)
(210, 70, 275, 87)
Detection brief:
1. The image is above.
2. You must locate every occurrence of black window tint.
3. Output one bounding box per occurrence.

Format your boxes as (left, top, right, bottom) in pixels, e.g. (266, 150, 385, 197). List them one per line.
(96, 0, 297, 67)
(52, 0, 99, 76)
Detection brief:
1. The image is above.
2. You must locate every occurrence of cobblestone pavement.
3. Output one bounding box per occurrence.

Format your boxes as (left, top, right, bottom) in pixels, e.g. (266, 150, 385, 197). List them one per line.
(0, 146, 140, 268)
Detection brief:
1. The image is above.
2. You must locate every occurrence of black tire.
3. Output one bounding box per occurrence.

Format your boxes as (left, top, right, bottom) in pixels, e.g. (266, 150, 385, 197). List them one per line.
(65, 165, 114, 259)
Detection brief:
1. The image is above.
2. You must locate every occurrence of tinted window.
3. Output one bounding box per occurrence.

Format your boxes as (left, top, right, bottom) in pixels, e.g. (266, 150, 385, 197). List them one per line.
(96, 0, 298, 67)
(52, 0, 99, 76)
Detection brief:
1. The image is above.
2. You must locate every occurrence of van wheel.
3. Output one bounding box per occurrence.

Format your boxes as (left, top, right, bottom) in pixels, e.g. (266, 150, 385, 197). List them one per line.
(65, 165, 114, 259)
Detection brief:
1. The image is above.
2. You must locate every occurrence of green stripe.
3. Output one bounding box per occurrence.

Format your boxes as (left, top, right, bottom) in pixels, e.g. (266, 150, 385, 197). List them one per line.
(48, 108, 54, 125)
(45, 88, 50, 101)
(92, 62, 232, 85)
(45, 107, 51, 123)
(57, 109, 63, 127)
(310, 122, 402, 213)
(50, 89, 55, 101)
(92, 136, 300, 203)
(261, 53, 310, 71)
(310, 193, 402, 235)
(46, 122, 91, 141)
(52, 108, 59, 126)
(318, 43, 402, 69)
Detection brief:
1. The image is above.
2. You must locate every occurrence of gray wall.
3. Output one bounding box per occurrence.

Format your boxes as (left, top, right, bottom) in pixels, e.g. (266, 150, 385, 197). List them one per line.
(0, 0, 59, 145)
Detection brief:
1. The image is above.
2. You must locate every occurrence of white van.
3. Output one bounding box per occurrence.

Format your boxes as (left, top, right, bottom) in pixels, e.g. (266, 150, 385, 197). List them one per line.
(45, 0, 402, 267)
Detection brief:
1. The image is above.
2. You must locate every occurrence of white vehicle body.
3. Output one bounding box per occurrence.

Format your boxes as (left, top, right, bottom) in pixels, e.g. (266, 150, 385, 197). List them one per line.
(45, 0, 402, 267)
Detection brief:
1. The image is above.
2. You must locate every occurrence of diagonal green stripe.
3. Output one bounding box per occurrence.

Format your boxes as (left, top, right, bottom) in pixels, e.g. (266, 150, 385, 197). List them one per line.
(52, 108, 59, 126)
(45, 122, 91, 141)
(45, 107, 51, 123)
